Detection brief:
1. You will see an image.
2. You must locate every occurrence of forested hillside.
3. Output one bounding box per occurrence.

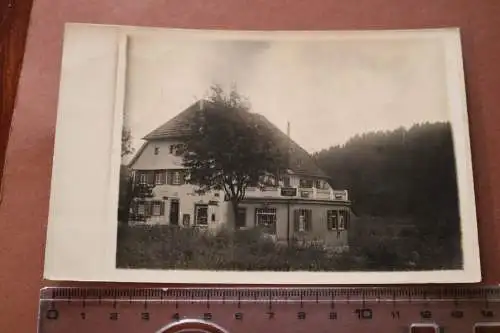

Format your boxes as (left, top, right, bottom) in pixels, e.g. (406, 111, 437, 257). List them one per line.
(314, 121, 462, 268)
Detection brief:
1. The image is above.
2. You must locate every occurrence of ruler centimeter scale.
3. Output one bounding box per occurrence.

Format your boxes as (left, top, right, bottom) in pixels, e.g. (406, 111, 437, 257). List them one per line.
(38, 287, 500, 333)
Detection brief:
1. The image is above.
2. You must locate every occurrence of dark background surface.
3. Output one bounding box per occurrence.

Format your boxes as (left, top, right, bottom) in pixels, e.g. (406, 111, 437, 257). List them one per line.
(1, 1, 500, 332)
(0, 0, 33, 189)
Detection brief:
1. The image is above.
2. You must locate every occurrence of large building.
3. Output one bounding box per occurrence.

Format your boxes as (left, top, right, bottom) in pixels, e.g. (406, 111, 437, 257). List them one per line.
(126, 100, 352, 249)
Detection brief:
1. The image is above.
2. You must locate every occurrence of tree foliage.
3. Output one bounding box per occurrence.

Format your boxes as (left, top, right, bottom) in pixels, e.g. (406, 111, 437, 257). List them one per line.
(117, 165, 155, 225)
(314, 122, 458, 219)
(182, 85, 287, 227)
(121, 128, 135, 157)
(314, 121, 462, 265)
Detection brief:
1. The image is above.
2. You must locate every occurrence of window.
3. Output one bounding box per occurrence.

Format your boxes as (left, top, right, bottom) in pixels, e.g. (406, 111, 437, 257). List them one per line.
(261, 174, 277, 187)
(139, 173, 147, 185)
(167, 170, 185, 185)
(151, 201, 164, 216)
(137, 202, 145, 215)
(339, 210, 348, 230)
(281, 176, 291, 187)
(299, 179, 313, 188)
(255, 208, 277, 234)
(315, 180, 329, 190)
(154, 147, 160, 155)
(154, 170, 166, 185)
(169, 144, 184, 156)
(137, 171, 155, 185)
(294, 209, 312, 232)
(134, 200, 152, 217)
(195, 205, 208, 225)
(327, 210, 348, 230)
(174, 144, 185, 156)
(173, 171, 181, 185)
(182, 214, 190, 227)
(327, 210, 338, 230)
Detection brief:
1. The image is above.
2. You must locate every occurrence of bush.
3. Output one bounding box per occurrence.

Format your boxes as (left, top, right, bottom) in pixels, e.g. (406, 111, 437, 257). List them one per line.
(116, 223, 461, 271)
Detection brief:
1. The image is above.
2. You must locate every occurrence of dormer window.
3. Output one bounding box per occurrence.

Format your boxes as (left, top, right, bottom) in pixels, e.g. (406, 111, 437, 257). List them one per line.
(261, 174, 277, 187)
(299, 179, 313, 189)
(154, 147, 160, 155)
(315, 180, 328, 190)
(280, 176, 291, 187)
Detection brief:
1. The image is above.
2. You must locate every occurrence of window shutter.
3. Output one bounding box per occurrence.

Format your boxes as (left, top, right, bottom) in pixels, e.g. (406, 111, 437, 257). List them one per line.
(131, 200, 137, 215)
(344, 209, 349, 230)
(306, 210, 312, 231)
(160, 201, 165, 216)
(180, 171, 186, 185)
(159, 170, 166, 184)
(167, 171, 173, 185)
(293, 210, 300, 232)
(327, 211, 333, 230)
(144, 202, 150, 216)
(147, 171, 154, 185)
(135, 172, 142, 185)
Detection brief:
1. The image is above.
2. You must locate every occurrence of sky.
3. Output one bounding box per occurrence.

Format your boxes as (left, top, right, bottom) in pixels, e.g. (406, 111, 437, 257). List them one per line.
(123, 31, 450, 159)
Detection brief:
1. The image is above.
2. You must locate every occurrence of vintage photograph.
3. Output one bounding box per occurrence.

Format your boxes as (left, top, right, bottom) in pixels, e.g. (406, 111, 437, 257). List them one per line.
(114, 29, 471, 273)
(43, 24, 480, 283)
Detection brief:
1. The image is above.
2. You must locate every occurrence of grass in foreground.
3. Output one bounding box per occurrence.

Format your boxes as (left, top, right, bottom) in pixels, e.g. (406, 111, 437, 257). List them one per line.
(116, 223, 462, 272)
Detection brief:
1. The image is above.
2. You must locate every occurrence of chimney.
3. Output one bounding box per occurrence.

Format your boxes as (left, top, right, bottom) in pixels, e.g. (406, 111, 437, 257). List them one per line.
(286, 121, 291, 172)
(199, 99, 204, 111)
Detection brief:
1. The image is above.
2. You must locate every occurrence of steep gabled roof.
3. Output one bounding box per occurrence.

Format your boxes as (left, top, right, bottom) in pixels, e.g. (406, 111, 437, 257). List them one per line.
(140, 100, 328, 178)
(143, 101, 201, 140)
(251, 114, 328, 178)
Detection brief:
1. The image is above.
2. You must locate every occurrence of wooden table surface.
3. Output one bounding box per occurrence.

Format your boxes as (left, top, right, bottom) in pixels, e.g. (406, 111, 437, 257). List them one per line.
(0, 0, 33, 187)
(1, 1, 500, 333)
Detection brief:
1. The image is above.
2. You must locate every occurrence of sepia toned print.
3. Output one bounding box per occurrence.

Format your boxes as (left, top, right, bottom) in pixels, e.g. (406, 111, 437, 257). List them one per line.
(44, 24, 480, 284)
(116, 28, 472, 273)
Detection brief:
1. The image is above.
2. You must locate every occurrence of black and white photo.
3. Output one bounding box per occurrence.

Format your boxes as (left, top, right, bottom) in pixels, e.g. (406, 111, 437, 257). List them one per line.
(44, 24, 480, 284)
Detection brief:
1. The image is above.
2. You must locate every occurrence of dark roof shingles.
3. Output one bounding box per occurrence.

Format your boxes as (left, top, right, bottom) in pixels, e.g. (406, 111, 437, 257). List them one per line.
(141, 100, 328, 178)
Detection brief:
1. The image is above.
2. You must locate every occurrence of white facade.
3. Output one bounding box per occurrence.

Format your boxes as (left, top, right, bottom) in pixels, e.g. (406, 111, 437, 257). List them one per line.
(129, 139, 228, 232)
(128, 138, 351, 245)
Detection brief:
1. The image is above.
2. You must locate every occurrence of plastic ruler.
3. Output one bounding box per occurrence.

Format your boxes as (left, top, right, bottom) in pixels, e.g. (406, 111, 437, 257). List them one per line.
(38, 287, 500, 333)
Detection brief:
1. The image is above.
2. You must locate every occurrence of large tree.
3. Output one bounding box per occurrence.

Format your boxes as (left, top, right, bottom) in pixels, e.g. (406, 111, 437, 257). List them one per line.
(117, 127, 136, 225)
(182, 85, 286, 228)
(117, 168, 156, 225)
